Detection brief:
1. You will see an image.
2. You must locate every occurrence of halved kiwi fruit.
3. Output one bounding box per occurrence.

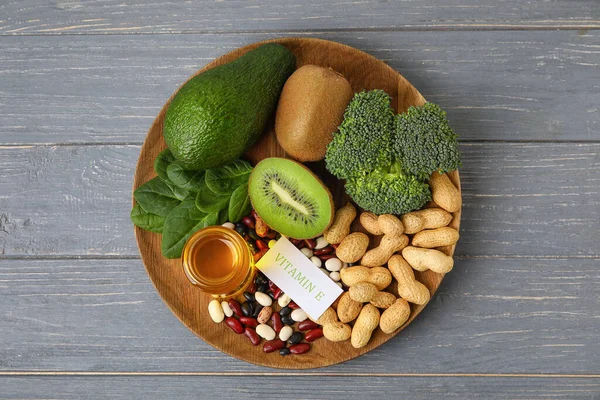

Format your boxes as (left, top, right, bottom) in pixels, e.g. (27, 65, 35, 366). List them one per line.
(248, 157, 334, 239)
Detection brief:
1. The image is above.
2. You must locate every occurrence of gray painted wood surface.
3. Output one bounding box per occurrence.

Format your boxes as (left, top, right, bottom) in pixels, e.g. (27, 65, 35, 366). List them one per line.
(1, 0, 599, 33)
(2, 375, 600, 399)
(1, 30, 599, 144)
(1, 143, 599, 257)
(1, 1, 599, 398)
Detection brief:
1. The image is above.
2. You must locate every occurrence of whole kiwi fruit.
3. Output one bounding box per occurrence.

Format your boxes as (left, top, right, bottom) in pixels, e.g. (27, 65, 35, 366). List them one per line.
(275, 65, 354, 162)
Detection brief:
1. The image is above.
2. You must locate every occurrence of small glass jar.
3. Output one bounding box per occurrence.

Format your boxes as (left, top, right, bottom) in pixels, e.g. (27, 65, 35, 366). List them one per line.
(182, 226, 255, 299)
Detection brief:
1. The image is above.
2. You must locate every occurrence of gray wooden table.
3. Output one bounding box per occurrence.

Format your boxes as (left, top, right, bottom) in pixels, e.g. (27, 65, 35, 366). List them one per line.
(1, 1, 599, 398)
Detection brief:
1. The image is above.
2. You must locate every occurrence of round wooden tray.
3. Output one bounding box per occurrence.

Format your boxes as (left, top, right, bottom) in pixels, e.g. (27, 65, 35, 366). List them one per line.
(133, 38, 461, 369)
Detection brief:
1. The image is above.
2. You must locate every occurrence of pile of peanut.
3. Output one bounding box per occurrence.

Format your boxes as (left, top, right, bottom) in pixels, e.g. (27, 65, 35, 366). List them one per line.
(312, 172, 461, 348)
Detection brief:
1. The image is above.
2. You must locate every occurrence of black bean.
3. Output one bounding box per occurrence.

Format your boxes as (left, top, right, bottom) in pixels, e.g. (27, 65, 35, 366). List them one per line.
(279, 347, 291, 356)
(287, 332, 303, 345)
(281, 316, 295, 326)
(248, 230, 260, 240)
(235, 223, 247, 235)
(241, 302, 253, 317)
(256, 282, 269, 293)
(279, 306, 292, 317)
(247, 241, 258, 252)
(255, 274, 268, 285)
(252, 304, 263, 318)
(243, 292, 255, 302)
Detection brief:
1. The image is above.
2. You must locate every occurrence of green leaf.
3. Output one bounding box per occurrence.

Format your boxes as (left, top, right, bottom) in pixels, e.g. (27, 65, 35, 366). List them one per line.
(161, 197, 216, 259)
(195, 187, 230, 213)
(167, 161, 206, 191)
(228, 183, 251, 223)
(130, 203, 165, 233)
(154, 149, 175, 182)
(133, 177, 183, 217)
(217, 207, 229, 225)
(205, 159, 252, 195)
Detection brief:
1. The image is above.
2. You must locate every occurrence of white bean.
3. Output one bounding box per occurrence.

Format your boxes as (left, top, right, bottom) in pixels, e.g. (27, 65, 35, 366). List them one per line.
(300, 247, 314, 258)
(278, 293, 291, 307)
(221, 222, 235, 230)
(325, 257, 342, 272)
(335, 281, 343, 288)
(329, 271, 341, 282)
(256, 323, 276, 340)
(291, 308, 308, 322)
(310, 256, 322, 267)
(208, 299, 224, 323)
(315, 236, 329, 250)
(254, 291, 273, 307)
(279, 325, 294, 341)
(220, 301, 233, 317)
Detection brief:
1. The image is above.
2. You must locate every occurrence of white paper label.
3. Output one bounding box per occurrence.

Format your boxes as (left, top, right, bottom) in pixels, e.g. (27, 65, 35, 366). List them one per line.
(255, 237, 343, 320)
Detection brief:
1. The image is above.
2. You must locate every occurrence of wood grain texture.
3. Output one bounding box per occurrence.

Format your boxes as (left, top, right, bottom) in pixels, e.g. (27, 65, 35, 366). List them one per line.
(1, 30, 599, 144)
(1, 0, 599, 34)
(1, 258, 598, 373)
(0, 143, 598, 257)
(2, 375, 600, 399)
(131, 37, 454, 369)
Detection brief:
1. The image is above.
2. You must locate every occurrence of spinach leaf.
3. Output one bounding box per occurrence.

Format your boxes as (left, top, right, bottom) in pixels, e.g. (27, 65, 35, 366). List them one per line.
(154, 149, 175, 182)
(167, 161, 206, 191)
(217, 207, 229, 225)
(134, 177, 184, 217)
(161, 197, 217, 259)
(205, 159, 252, 195)
(130, 203, 165, 233)
(228, 183, 251, 223)
(195, 186, 230, 213)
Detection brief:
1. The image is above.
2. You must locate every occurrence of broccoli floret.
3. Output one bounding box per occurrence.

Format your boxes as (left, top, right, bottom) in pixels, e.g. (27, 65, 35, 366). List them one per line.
(345, 161, 431, 215)
(394, 102, 461, 180)
(325, 90, 395, 180)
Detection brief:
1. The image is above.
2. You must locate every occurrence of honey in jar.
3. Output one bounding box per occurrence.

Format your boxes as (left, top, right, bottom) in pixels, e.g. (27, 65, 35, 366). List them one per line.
(182, 226, 254, 299)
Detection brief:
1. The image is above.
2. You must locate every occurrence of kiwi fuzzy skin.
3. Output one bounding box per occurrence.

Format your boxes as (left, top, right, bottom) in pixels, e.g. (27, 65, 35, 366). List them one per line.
(248, 157, 335, 239)
(275, 65, 354, 162)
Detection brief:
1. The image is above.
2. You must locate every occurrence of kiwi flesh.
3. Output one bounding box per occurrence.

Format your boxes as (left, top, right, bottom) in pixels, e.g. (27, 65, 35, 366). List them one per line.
(248, 157, 334, 239)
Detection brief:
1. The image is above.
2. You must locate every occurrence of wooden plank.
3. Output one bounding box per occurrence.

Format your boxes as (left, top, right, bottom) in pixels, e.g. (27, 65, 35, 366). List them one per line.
(0, 143, 598, 257)
(1, 0, 599, 34)
(0, 258, 598, 373)
(0, 30, 599, 144)
(2, 375, 600, 400)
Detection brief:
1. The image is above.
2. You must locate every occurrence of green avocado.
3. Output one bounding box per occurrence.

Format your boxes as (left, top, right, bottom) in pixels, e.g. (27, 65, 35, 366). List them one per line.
(164, 43, 296, 170)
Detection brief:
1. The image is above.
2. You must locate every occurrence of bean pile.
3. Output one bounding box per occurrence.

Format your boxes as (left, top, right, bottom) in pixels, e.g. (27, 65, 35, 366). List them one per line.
(209, 211, 335, 356)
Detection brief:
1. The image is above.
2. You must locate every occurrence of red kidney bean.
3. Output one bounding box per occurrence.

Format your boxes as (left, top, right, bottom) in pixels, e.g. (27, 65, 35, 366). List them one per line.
(297, 320, 319, 331)
(247, 281, 256, 294)
(225, 317, 243, 334)
(268, 281, 279, 294)
(332, 243, 339, 249)
(287, 301, 299, 310)
(319, 253, 337, 261)
(253, 249, 268, 263)
(263, 339, 286, 353)
(305, 328, 324, 342)
(314, 246, 333, 256)
(271, 313, 283, 333)
(289, 238, 302, 246)
(228, 299, 243, 317)
(255, 239, 268, 251)
(266, 230, 277, 239)
(272, 287, 282, 300)
(239, 316, 258, 328)
(250, 210, 259, 219)
(244, 327, 261, 346)
(304, 239, 317, 249)
(241, 216, 255, 229)
(289, 343, 311, 354)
